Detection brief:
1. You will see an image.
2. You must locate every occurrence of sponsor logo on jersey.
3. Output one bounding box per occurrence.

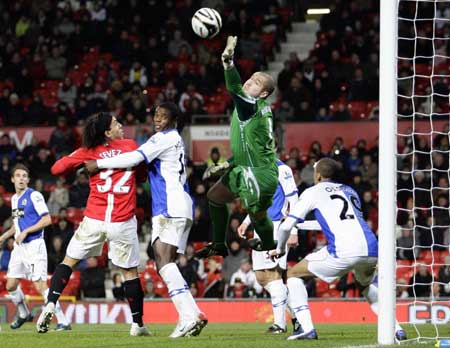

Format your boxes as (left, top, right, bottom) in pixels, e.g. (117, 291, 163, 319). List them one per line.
(12, 208, 25, 219)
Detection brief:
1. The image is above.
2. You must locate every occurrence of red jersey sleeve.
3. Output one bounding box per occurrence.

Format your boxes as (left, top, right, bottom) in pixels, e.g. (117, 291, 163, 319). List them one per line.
(51, 148, 88, 176)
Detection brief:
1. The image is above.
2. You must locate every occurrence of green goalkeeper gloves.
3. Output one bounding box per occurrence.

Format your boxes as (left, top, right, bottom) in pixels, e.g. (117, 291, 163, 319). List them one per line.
(202, 161, 230, 180)
(221, 36, 237, 69)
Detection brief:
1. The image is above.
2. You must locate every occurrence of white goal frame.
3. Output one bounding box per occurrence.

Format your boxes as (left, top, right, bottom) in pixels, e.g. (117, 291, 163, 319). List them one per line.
(378, 0, 398, 345)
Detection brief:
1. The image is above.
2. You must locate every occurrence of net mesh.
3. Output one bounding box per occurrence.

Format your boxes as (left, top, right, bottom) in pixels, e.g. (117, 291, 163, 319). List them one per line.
(396, 0, 450, 342)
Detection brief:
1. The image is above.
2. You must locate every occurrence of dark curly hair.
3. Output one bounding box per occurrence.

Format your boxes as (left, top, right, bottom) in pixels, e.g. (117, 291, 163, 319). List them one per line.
(82, 112, 113, 149)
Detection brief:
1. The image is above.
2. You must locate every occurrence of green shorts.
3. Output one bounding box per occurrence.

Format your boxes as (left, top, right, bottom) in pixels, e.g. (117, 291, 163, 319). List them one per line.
(221, 163, 278, 214)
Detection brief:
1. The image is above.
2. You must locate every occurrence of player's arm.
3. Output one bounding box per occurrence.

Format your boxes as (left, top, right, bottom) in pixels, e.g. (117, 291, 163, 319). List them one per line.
(51, 148, 86, 175)
(16, 192, 51, 244)
(276, 189, 315, 256)
(222, 36, 257, 121)
(0, 226, 15, 244)
(96, 134, 169, 170)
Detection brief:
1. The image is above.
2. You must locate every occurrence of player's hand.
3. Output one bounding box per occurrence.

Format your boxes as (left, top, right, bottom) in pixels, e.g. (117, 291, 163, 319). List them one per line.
(287, 233, 298, 248)
(84, 160, 99, 174)
(237, 222, 249, 239)
(222, 36, 237, 69)
(267, 249, 285, 262)
(202, 161, 230, 180)
(15, 231, 27, 244)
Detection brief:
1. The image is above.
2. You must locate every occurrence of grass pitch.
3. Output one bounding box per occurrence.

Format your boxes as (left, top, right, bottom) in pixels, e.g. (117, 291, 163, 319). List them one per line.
(0, 323, 440, 348)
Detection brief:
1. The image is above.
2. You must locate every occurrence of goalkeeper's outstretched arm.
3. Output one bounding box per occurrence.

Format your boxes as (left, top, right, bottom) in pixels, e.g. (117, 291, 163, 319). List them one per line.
(222, 36, 256, 121)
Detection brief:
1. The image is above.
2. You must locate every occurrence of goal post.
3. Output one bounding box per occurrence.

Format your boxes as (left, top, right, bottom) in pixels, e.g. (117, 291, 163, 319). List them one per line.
(378, 0, 398, 345)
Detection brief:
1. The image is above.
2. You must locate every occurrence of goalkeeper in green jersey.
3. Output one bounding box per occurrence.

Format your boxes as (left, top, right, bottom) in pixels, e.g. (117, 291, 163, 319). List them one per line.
(196, 36, 279, 258)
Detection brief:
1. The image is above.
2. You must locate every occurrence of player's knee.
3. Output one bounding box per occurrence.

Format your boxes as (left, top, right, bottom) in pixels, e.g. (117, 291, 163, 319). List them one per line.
(255, 271, 268, 287)
(6, 283, 18, 292)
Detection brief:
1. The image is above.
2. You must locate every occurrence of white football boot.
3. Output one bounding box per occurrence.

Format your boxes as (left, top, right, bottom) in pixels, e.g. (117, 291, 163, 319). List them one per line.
(36, 302, 55, 333)
(130, 323, 152, 336)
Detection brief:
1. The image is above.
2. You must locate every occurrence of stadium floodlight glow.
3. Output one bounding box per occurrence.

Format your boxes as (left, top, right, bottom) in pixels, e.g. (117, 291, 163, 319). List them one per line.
(306, 8, 330, 15)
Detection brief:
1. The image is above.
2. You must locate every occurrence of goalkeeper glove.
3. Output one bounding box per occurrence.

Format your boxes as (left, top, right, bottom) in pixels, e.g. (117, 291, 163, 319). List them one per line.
(202, 161, 230, 180)
(221, 36, 237, 69)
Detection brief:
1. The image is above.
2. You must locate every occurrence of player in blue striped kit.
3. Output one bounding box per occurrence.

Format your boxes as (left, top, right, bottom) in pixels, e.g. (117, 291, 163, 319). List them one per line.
(238, 159, 299, 334)
(272, 158, 406, 341)
(0, 164, 70, 330)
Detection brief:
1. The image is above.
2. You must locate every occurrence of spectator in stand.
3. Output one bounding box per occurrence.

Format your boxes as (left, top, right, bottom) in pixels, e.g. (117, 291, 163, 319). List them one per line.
(396, 278, 409, 299)
(346, 146, 362, 174)
(348, 67, 368, 102)
(29, 53, 47, 82)
(68, 171, 90, 208)
(112, 273, 125, 301)
(58, 77, 77, 108)
(0, 236, 14, 271)
(221, 240, 248, 285)
(359, 154, 378, 188)
(315, 107, 332, 122)
(185, 243, 205, 281)
(300, 157, 317, 186)
(396, 228, 418, 261)
(5, 93, 24, 126)
(48, 116, 77, 159)
(47, 235, 65, 274)
(0, 134, 17, 162)
(47, 179, 69, 215)
(408, 265, 432, 298)
(0, 156, 14, 192)
(438, 255, 450, 297)
(275, 101, 295, 122)
(229, 258, 262, 298)
(333, 103, 351, 121)
(144, 279, 161, 299)
(27, 95, 49, 125)
(282, 77, 311, 117)
(52, 215, 74, 251)
(177, 254, 199, 287)
(45, 46, 67, 80)
(31, 148, 54, 183)
(168, 30, 192, 58)
(129, 62, 148, 88)
(189, 206, 210, 242)
(81, 257, 106, 298)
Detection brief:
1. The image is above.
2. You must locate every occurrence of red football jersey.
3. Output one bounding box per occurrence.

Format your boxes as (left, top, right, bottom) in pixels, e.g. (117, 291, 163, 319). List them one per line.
(51, 139, 147, 222)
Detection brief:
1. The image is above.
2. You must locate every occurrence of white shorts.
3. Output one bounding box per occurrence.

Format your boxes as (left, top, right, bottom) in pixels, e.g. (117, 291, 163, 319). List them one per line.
(66, 216, 140, 269)
(306, 247, 377, 286)
(252, 221, 288, 271)
(7, 238, 48, 282)
(151, 215, 192, 254)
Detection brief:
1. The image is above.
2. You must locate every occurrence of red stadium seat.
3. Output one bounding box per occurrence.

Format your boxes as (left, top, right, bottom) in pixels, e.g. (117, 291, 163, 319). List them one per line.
(347, 102, 368, 120)
(259, 33, 275, 56)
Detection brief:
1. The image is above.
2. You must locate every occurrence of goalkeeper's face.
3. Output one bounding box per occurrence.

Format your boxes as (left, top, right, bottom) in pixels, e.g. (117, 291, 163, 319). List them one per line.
(243, 72, 269, 99)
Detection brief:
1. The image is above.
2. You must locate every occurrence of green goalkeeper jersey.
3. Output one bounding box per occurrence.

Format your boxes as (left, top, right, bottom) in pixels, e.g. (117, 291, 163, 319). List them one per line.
(225, 67, 277, 168)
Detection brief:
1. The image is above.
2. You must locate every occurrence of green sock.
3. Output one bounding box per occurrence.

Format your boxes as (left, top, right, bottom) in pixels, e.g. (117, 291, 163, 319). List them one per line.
(209, 201, 229, 246)
(252, 215, 276, 250)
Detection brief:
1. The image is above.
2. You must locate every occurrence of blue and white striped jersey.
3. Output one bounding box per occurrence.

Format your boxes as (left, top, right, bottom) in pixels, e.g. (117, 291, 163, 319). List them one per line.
(267, 160, 298, 221)
(289, 181, 378, 258)
(11, 188, 49, 243)
(137, 129, 193, 220)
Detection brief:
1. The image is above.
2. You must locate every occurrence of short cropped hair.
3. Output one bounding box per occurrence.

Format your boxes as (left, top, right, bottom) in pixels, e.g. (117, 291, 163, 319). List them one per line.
(11, 163, 30, 177)
(315, 158, 340, 180)
(260, 72, 275, 98)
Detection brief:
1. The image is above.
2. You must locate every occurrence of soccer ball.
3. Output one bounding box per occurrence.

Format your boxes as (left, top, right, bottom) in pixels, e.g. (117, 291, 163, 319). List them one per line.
(191, 8, 222, 39)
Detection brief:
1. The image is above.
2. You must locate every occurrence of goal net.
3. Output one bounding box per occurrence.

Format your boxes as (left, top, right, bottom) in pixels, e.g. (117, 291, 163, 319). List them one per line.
(394, 0, 450, 343)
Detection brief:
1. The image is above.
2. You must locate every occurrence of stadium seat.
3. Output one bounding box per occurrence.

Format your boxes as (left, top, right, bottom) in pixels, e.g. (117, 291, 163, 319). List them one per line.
(347, 102, 368, 120)
(259, 33, 275, 56)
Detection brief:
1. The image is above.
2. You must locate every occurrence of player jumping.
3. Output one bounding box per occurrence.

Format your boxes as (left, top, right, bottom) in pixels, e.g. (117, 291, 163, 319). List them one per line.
(36, 113, 150, 336)
(85, 103, 207, 338)
(271, 158, 407, 341)
(197, 36, 279, 258)
(0, 164, 70, 331)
